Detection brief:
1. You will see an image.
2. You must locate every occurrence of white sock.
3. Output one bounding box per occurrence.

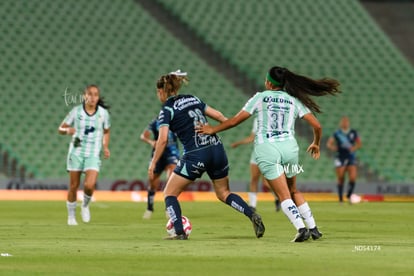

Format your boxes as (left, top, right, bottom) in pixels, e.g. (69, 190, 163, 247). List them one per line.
(248, 192, 257, 208)
(298, 202, 316, 229)
(83, 194, 92, 207)
(66, 201, 77, 218)
(281, 199, 305, 230)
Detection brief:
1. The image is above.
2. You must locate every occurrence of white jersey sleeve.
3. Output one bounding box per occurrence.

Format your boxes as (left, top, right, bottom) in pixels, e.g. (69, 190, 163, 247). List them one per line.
(103, 109, 111, 129)
(63, 107, 77, 126)
(295, 98, 311, 118)
(242, 92, 261, 115)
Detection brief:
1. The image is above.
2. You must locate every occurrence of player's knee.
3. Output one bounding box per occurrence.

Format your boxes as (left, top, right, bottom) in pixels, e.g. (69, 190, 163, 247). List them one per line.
(69, 181, 79, 190)
(337, 177, 345, 184)
(83, 181, 95, 191)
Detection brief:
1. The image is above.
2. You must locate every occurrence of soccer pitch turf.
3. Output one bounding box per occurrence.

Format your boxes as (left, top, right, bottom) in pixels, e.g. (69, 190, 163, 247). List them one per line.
(0, 200, 413, 275)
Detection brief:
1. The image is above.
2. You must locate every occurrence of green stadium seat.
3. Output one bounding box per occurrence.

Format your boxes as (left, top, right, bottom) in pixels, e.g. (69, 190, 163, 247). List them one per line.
(0, 0, 413, 185)
(155, 0, 414, 183)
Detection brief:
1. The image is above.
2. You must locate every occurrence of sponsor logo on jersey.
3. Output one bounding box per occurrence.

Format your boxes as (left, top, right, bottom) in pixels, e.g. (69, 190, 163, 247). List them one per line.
(263, 96, 293, 105)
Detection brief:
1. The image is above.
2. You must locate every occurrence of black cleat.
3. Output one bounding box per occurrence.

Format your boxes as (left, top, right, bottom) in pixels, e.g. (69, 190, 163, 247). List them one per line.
(251, 213, 265, 238)
(309, 227, 323, 240)
(292, 227, 310, 242)
(164, 234, 188, 240)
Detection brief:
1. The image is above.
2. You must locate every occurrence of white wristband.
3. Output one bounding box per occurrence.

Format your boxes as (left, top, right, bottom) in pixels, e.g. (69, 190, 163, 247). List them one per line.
(59, 127, 70, 134)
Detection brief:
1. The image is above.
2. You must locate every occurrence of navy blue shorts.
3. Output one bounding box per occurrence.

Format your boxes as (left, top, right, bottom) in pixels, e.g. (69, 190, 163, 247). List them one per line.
(152, 154, 179, 175)
(334, 155, 357, 167)
(174, 144, 229, 181)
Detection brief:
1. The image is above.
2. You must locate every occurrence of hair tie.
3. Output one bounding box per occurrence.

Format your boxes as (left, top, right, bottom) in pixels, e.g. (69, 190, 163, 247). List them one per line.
(169, 69, 188, 76)
(266, 72, 281, 86)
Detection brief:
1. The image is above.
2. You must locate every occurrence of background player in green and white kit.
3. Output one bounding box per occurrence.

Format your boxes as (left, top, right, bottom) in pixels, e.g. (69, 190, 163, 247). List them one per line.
(197, 66, 340, 242)
(58, 84, 111, 226)
(231, 118, 280, 212)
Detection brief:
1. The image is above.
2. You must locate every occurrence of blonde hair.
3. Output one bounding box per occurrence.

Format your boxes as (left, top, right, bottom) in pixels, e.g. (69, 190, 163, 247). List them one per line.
(156, 74, 189, 97)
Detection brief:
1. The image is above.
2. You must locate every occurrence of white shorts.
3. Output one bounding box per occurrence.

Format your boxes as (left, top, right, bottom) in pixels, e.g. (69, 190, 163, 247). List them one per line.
(67, 153, 101, 172)
(254, 139, 299, 179)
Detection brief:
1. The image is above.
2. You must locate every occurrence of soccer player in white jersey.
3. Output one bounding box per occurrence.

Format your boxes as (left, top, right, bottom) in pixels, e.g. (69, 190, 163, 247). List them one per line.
(58, 84, 111, 226)
(197, 66, 340, 242)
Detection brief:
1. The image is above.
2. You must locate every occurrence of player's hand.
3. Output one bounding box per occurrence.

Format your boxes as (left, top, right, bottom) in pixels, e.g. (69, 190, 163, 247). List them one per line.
(307, 143, 320, 160)
(103, 147, 110, 159)
(349, 146, 357, 153)
(230, 143, 239, 148)
(195, 122, 214, 135)
(67, 127, 76, 135)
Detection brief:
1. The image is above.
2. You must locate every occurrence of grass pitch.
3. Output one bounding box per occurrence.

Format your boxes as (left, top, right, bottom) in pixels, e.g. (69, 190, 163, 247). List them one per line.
(0, 200, 413, 275)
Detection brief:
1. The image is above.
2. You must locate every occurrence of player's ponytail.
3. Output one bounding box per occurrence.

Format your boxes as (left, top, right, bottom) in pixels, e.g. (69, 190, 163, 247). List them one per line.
(157, 70, 189, 97)
(97, 97, 110, 111)
(267, 66, 340, 113)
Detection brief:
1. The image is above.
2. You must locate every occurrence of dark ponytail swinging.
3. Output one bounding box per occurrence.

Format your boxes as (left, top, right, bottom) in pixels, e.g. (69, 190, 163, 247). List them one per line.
(97, 97, 110, 110)
(268, 66, 340, 113)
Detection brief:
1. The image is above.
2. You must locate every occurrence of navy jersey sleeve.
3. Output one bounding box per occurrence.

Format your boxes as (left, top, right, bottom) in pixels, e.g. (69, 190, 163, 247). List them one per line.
(194, 96, 207, 112)
(352, 129, 360, 143)
(158, 106, 172, 127)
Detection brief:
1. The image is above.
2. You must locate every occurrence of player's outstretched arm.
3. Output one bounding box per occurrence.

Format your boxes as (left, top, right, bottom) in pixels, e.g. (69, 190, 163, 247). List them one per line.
(204, 106, 227, 123)
(231, 132, 255, 148)
(196, 110, 251, 135)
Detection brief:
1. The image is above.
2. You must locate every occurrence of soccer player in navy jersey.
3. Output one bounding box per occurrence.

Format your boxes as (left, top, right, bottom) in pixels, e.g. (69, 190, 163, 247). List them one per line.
(148, 70, 265, 240)
(327, 116, 362, 203)
(140, 118, 179, 219)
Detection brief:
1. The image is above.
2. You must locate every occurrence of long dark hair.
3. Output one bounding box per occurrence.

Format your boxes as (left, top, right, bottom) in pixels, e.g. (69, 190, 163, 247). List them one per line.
(84, 84, 110, 111)
(268, 66, 340, 113)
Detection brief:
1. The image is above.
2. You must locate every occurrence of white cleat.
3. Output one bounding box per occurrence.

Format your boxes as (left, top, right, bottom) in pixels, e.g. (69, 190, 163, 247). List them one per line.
(81, 205, 91, 223)
(68, 217, 78, 226)
(142, 209, 153, 219)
